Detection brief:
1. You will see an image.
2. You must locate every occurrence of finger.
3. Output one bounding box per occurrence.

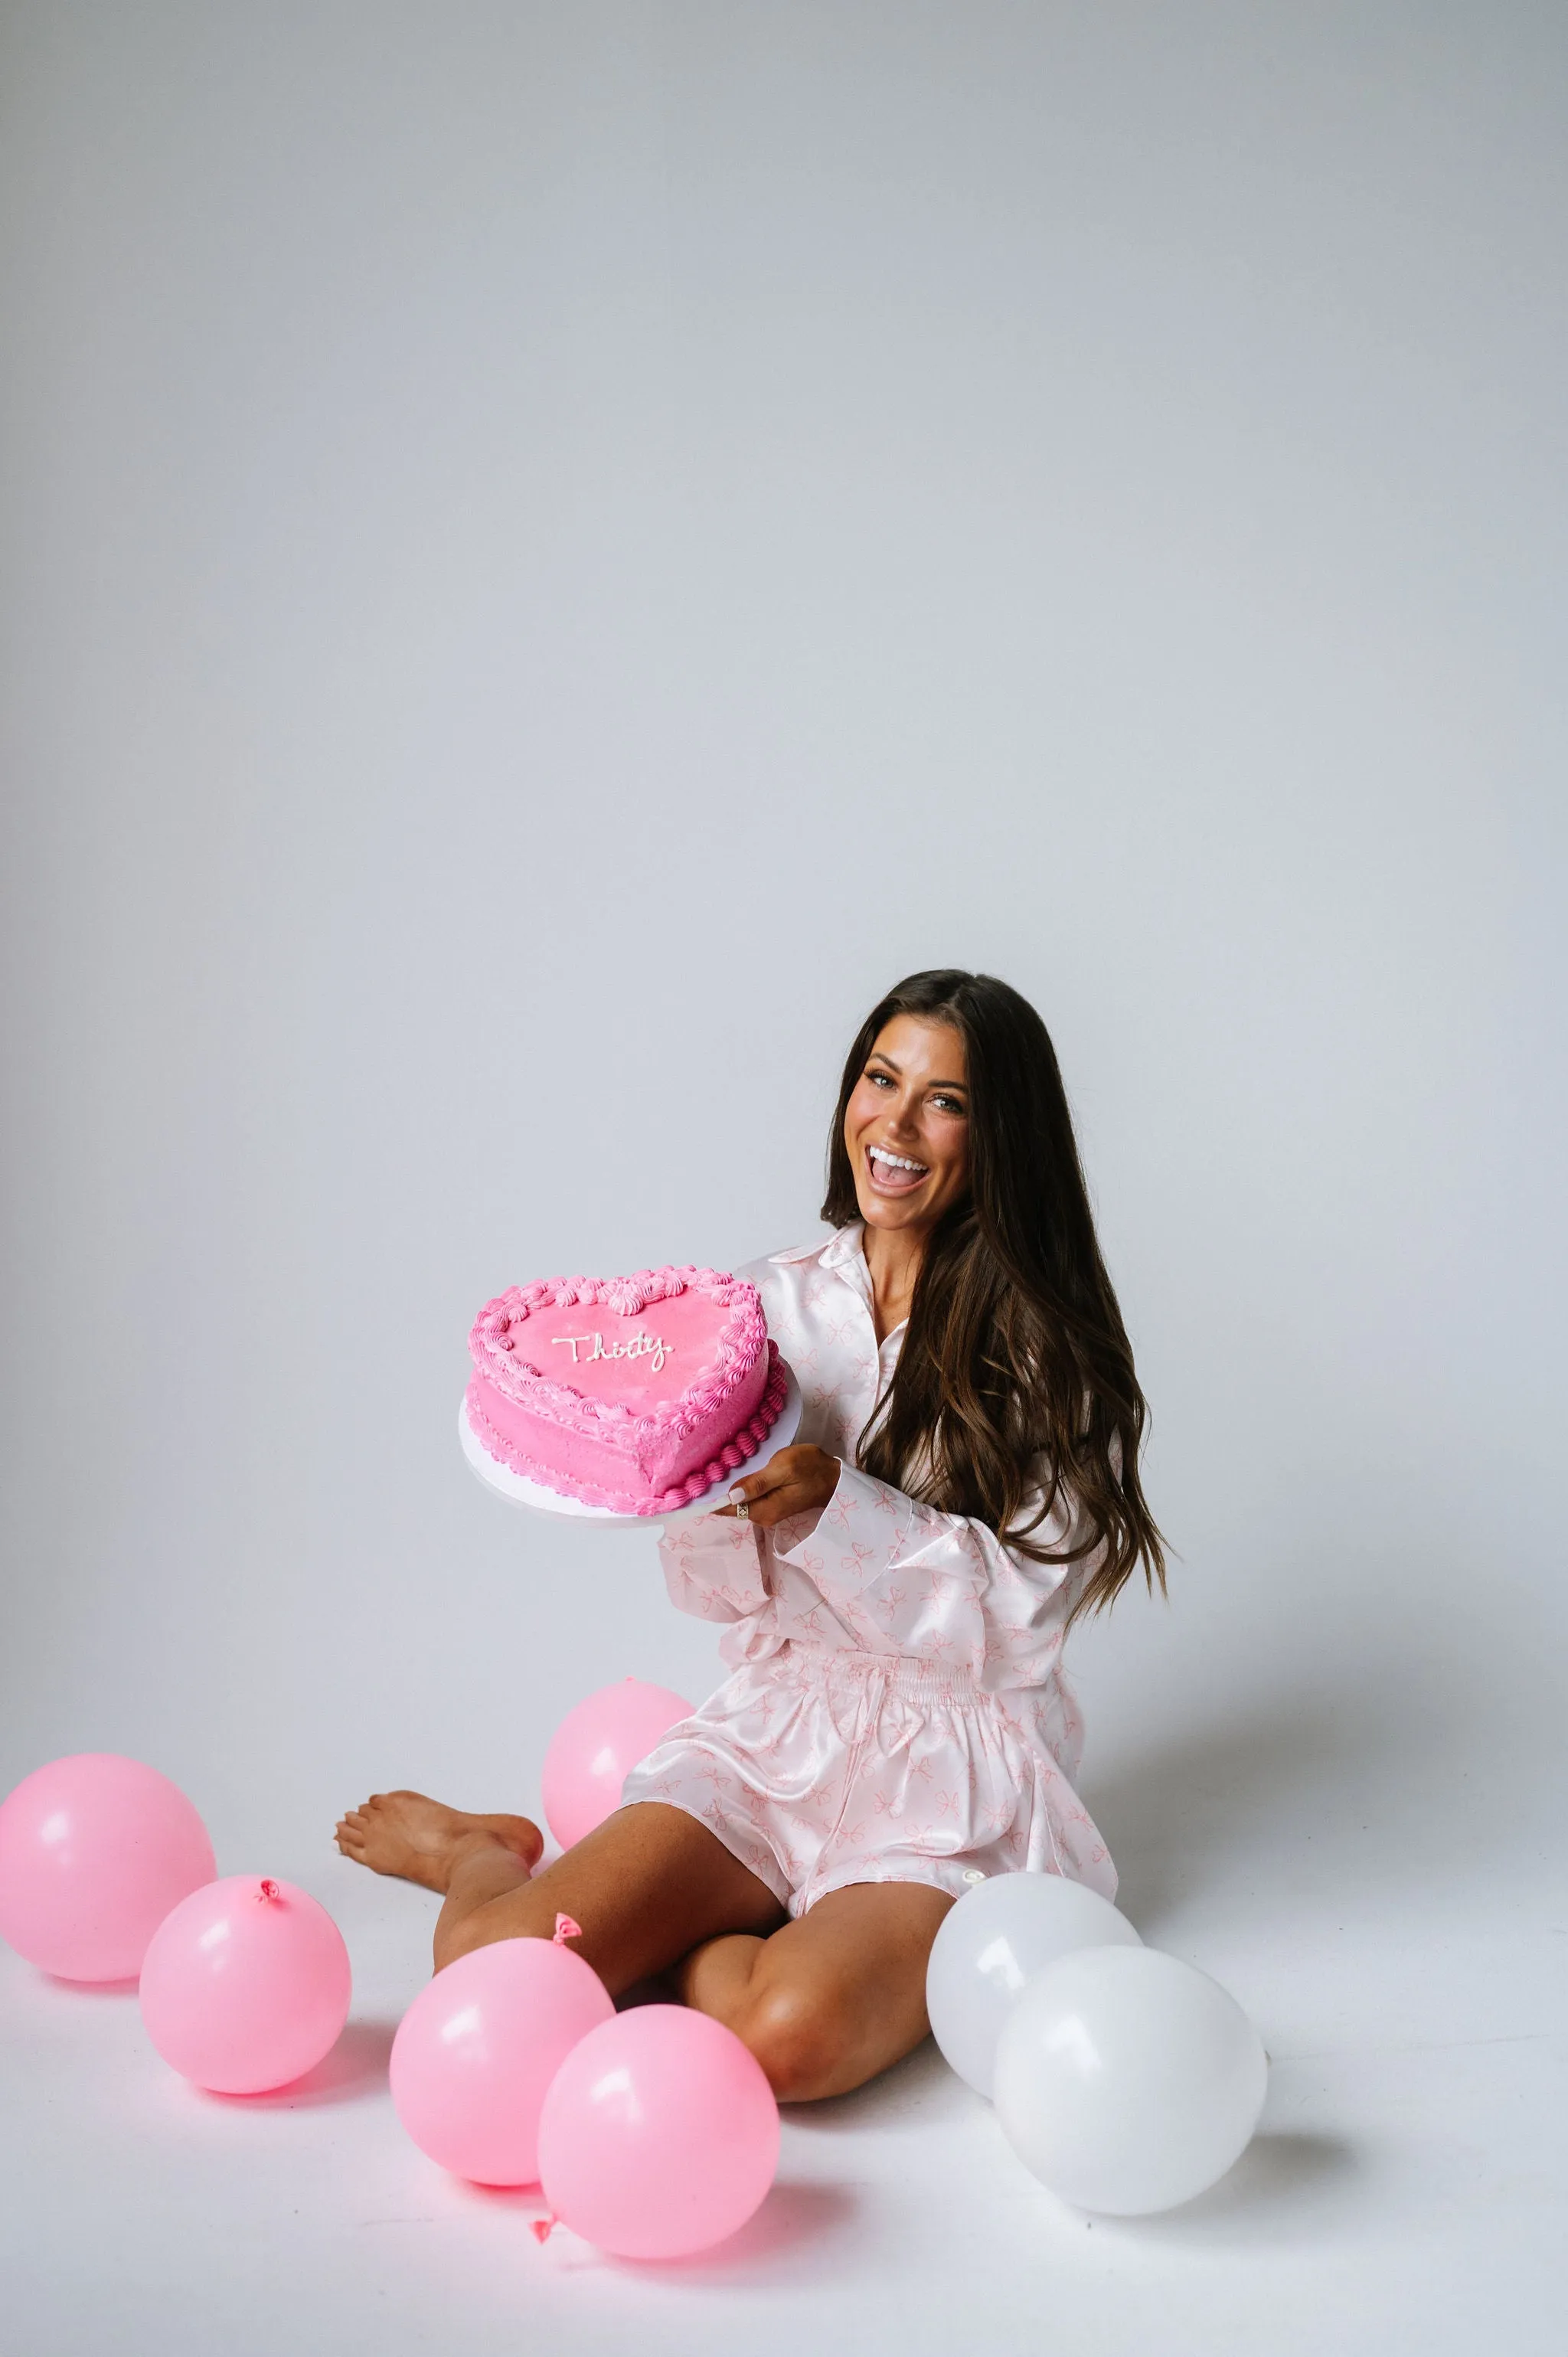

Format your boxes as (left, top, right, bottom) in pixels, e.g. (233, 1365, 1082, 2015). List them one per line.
(715, 1495, 766, 1518)
(727, 1452, 801, 1509)
(715, 1479, 788, 1519)
(741, 1480, 818, 1529)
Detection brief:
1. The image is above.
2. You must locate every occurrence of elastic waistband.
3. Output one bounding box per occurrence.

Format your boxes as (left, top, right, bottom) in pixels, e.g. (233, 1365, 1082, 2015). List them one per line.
(774, 1639, 985, 1705)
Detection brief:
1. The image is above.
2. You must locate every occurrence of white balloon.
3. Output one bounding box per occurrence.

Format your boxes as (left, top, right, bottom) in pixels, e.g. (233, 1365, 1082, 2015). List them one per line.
(994, 1944, 1268, 2215)
(925, 1872, 1142, 2098)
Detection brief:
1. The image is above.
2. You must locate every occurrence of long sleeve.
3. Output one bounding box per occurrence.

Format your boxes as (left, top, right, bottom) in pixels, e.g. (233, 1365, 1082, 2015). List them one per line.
(771, 1461, 1096, 1691)
(656, 1512, 769, 1626)
(623, 1231, 1120, 1912)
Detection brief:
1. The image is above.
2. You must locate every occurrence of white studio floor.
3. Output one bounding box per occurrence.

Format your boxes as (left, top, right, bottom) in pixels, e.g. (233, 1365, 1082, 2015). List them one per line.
(2, 1695, 1563, 2357)
(5, 5, 1567, 2348)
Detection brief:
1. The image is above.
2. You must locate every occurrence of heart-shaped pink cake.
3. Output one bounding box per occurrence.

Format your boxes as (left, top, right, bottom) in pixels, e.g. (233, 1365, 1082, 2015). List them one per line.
(465, 1267, 787, 1514)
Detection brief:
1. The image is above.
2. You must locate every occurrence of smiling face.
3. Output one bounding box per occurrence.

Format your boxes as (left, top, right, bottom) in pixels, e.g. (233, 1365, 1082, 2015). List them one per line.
(844, 1014, 972, 1241)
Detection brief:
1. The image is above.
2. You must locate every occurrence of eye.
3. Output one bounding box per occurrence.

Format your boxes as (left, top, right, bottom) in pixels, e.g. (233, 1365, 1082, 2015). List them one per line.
(932, 1094, 966, 1116)
(866, 1070, 893, 1089)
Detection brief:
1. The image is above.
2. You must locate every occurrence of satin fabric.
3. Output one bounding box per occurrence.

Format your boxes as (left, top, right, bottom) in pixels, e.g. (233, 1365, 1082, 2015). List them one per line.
(619, 1226, 1116, 1915)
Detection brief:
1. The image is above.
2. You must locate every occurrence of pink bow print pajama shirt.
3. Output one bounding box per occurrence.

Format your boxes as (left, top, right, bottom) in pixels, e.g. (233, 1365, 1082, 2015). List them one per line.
(619, 1227, 1117, 1916)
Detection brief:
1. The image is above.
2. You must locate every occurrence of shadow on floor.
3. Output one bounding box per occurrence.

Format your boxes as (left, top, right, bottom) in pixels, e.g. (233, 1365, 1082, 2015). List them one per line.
(1077, 1660, 1487, 1930)
(1088, 2128, 1364, 2247)
(42, 1973, 141, 1996)
(784, 2034, 963, 2140)
(593, 2180, 865, 2281)
(459, 2172, 863, 2278)
(199, 2016, 398, 2110)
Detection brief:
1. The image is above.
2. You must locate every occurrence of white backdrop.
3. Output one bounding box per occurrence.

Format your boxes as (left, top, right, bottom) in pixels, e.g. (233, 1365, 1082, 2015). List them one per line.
(2, 8, 1564, 2350)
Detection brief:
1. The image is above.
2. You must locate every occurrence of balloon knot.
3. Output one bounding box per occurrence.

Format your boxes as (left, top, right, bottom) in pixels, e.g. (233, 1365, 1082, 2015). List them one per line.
(258, 1880, 281, 1902)
(552, 1912, 583, 1945)
(531, 2215, 556, 2244)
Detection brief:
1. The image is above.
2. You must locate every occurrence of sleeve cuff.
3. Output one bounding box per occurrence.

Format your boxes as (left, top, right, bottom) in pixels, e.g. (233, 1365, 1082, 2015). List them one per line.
(773, 1461, 909, 1575)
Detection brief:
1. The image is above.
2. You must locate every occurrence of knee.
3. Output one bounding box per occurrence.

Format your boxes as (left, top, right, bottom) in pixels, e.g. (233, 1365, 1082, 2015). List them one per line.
(432, 1913, 488, 1973)
(735, 1979, 850, 2104)
(433, 1901, 544, 1976)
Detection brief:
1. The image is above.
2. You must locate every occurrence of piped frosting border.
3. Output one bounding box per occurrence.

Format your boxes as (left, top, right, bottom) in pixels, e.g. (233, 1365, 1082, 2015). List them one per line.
(465, 1340, 788, 1514)
(465, 1266, 787, 1514)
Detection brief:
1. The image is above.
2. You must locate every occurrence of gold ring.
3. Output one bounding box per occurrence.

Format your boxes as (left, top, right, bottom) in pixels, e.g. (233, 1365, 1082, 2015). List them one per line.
(735, 1498, 750, 1521)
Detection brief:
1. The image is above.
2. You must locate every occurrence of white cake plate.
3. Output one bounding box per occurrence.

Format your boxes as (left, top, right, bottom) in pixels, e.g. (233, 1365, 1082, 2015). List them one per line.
(458, 1361, 803, 1528)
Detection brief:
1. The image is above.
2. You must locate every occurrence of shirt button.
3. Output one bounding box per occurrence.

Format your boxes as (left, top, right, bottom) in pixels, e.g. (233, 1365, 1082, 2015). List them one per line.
(962, 1868, 987, 1884)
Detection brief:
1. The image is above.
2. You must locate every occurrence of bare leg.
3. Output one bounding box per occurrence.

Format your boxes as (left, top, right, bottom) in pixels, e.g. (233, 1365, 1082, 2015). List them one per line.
(335, 1792, 786, 1995)
(335, 1790, 949, 2098)
(678, 1881, 956, 2101)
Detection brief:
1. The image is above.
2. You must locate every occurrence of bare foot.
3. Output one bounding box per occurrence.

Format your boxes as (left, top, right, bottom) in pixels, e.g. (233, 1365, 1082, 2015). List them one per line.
(334, 1790, 544, 1894)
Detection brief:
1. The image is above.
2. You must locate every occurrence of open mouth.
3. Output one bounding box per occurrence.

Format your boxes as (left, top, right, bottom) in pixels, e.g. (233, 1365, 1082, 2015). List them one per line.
(865, 1143, 929, 1196)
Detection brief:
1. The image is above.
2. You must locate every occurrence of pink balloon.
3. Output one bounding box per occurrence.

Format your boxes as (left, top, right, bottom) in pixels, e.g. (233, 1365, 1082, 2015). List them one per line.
(390, 1933, 615, 2184)
(139, 1875, 351, 2094)
(537, 2004, 779, 2260)
(0, 1754, 216, 1983)
(541, 1678, 694, 1851)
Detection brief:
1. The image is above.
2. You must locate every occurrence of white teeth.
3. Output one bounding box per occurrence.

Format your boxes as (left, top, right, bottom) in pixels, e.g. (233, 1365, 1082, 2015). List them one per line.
(869, 1146, 928, 1175)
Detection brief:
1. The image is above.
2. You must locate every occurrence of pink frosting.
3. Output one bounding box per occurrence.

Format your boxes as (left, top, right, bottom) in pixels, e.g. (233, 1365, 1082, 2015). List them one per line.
(466, 1267, 789, 1514)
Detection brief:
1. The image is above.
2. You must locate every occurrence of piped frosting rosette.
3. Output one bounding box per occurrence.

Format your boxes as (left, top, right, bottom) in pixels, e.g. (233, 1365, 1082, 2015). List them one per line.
(465, 1266, 788, 1515)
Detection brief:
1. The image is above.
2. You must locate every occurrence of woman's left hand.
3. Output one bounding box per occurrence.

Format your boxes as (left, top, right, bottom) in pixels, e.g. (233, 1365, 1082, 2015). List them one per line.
(717, 1444, 841, 1529)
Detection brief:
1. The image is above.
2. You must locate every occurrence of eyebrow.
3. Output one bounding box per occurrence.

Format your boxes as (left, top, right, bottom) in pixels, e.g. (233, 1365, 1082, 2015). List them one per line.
(867, 1054, 968, 1093)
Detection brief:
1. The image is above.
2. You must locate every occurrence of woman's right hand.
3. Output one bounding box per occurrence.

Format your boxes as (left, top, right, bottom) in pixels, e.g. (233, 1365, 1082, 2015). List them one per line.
(717, 1444, 841, 1530)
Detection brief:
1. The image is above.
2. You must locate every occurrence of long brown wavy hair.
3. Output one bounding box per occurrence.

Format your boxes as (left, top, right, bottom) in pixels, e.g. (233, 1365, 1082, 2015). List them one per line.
(822, 969, 1167, 1626)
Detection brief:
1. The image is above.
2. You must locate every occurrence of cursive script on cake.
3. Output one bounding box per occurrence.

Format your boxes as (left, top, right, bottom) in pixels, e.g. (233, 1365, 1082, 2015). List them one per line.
(550, 1329, 675, 1376)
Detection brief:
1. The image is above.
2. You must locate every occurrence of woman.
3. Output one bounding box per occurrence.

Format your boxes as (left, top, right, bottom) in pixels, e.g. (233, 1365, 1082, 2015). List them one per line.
(335, 969, 1165, 2103)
